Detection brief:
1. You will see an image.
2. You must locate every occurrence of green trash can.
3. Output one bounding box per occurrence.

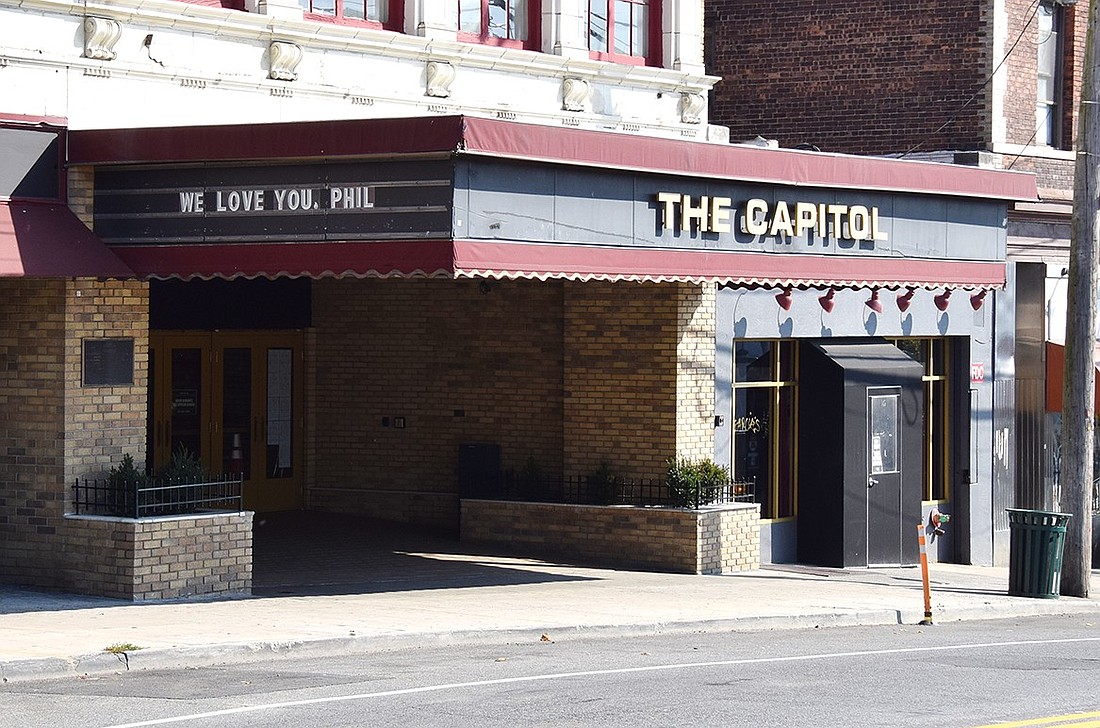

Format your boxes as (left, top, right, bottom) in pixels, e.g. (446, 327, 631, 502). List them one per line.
(1006, 508, 1072, 598)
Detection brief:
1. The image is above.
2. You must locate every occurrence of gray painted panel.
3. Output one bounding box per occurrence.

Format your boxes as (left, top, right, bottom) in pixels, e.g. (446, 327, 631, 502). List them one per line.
(0, 127, 59, 199)
(947, 198, 1007, 260)
(889, 195, 947, 258)
(462, 159, 1007, 263)
(465, 160, 556, 242)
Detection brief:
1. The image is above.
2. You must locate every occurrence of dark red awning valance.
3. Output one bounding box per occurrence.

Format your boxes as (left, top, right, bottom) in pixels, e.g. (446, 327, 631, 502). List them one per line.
(108, 239, 1003, 290)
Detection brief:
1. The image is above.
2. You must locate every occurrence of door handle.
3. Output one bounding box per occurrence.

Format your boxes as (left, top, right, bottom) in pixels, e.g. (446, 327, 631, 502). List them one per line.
(868, 477, 879, 489)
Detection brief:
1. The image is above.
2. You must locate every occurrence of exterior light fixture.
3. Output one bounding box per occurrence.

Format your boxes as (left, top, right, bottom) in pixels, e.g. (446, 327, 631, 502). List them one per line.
(970, 290, 988, 310)
(896, 287, 915, 312)
(818, 287, 836, 313)
(934, 290, 952, 311)
(865, 288, 883, 313)
(775, 285, 793, 311)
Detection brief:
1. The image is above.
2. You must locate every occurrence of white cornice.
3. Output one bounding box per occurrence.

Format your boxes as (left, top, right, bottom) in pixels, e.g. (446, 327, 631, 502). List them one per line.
(12, 0, 717, 92)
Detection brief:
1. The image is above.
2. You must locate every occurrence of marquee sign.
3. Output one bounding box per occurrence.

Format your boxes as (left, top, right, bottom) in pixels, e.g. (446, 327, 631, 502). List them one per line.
(93, 159, 454, 245)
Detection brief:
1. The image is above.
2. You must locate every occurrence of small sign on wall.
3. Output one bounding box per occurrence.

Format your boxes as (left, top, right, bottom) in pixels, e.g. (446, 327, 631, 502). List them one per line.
(83, 338, 134, 387)
(970, 362, 985, 383)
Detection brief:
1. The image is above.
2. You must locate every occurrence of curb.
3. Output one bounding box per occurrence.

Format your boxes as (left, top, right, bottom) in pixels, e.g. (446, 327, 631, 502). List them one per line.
(4, 601, 1097, 684)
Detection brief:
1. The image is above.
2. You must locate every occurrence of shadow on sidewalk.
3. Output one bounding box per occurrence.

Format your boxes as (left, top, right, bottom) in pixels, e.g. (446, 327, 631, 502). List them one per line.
(252, 510, 597, 597)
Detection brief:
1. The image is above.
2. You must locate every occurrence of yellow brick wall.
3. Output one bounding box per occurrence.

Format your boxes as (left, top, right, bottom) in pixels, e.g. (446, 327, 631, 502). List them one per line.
(462, 500, 759, 574)
(308, 278, 718, 527)
(564, 281, 717, 480)
(563, 281, 679, 479)
(307, 278, 565, 527)
(676, 284, 717, 461)
(60, 513, 252, 600)
(0, 279, 68, 585)
(63, 278, 150, 485)
(0, 277, 152, 591)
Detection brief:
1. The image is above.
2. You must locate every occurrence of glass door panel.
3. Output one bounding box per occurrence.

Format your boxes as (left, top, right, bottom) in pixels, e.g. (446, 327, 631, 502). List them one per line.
(265, 347, 294, 480)
(151, 331, 303, 512)
(220, 347, 252, 478)
(149, 333, 212, 473)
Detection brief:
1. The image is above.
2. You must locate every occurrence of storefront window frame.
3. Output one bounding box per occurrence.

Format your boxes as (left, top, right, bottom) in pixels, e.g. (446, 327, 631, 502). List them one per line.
(892, 337, 950, 503)
(731, 339, 798, 521)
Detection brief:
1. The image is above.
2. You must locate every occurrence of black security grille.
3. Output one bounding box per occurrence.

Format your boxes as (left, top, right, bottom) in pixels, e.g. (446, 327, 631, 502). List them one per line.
(72, 475, 243, 518)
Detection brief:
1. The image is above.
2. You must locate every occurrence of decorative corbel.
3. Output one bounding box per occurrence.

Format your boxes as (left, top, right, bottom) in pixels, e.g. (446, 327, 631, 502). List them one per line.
(561, 77, 590, 112)
(268, 41, 303, 81)
(425, 61, 456, 98)
(83, 17, 123, 61)
(678, 92, 705, 125)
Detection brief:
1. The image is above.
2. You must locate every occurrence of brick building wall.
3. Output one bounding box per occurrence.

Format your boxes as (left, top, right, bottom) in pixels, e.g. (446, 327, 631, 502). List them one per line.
(563, 281, 679, 479)
(0, 277, 151, 593)
(706, 0, 990, 154)
(0, 279, 68, 585)
(307, 278, 566, 528)
(308, 278, 719, 528)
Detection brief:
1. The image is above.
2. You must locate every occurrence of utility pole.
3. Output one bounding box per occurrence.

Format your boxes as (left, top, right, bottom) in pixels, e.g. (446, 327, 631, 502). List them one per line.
(1061, 0, 1099, 598)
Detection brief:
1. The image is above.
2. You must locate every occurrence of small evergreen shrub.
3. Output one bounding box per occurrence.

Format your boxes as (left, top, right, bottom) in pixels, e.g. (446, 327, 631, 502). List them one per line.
(666, 456, 731, 508)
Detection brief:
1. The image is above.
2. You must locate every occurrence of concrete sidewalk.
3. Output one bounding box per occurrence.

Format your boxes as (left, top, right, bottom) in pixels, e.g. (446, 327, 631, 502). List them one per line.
(2, 551, 1099, 684)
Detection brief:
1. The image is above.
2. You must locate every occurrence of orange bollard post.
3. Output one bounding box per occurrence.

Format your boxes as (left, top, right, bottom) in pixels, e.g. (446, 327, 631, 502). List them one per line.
(917, 522, 934, 625)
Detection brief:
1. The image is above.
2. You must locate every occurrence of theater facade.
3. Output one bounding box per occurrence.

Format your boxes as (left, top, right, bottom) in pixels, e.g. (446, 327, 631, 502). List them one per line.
(0, 113, 1035, 597)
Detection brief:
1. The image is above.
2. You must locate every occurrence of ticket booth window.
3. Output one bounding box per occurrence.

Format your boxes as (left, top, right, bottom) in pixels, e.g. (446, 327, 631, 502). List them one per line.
(732, 340, 797, 519)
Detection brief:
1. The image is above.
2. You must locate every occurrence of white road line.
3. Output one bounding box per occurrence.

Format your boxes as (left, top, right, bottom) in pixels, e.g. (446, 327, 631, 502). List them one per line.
(103, 636, 1100, 728)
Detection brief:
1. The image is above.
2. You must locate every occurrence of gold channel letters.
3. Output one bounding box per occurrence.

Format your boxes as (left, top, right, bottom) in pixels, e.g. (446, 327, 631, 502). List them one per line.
(657, 193, 888, 242)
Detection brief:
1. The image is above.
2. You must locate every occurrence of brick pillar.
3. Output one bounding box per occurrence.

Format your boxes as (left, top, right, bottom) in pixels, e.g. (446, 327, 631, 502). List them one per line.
(675, 282, 716, 461)
(563, 281, 716, 480)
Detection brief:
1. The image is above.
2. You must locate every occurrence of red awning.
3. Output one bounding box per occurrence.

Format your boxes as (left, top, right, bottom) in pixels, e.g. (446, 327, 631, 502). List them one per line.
(1045, 341, 1100, 413)
(451, 241, 1004, 288)
(1, 199, 134, 278)
(109, 241, 455, 280)
(109, 238, 1004, 289)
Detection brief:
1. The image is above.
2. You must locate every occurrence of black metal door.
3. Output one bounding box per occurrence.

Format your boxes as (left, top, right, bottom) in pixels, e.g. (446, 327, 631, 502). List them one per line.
(867, 387, 903, 565)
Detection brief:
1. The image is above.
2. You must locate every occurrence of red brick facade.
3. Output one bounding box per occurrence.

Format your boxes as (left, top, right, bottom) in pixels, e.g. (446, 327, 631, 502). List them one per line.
(706, 0, 990, 154)
(706, 0, 1086, 175)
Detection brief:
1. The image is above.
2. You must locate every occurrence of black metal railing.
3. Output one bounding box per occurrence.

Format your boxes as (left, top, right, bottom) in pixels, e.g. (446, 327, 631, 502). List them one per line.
(72, 475, 244, 518)
(461, 472, 756, 509)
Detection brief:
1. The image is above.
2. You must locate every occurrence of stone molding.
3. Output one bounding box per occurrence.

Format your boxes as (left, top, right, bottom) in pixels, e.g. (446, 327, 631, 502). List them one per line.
(425, 60, 456, 98)
(268, 40, 303, 81)
(83, 16, 123, 61)
(561, 77, 590, 112)
(678, 92, 705, 124)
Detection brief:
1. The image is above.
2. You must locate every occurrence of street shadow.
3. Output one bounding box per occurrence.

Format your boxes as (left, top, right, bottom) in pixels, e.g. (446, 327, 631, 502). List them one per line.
(251, 510, 597, 597)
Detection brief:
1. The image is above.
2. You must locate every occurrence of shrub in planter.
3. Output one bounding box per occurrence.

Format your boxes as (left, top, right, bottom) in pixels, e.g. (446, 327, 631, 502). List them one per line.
(667, 456, 731, 508)
(156, 446, 210, 483)
(586, 462, 621, 506)
(516, 456, 544, 501)
(108, 453, 148, 487)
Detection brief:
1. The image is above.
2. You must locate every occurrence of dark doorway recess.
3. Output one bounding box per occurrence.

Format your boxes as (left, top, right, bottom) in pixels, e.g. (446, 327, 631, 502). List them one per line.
(150, 278, 311, 330)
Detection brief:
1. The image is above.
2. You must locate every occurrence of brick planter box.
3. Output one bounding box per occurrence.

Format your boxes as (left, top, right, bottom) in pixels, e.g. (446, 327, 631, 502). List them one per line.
(61, 511, 253, 600)
(461, 500, 760, 574)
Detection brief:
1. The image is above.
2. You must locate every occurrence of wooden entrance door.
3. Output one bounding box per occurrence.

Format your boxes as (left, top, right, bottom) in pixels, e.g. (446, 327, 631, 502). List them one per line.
(150, 331, 304, 512)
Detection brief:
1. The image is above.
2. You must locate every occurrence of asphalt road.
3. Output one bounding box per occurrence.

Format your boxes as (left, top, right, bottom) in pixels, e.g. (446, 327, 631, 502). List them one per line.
(3, 614, 1099, 728)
